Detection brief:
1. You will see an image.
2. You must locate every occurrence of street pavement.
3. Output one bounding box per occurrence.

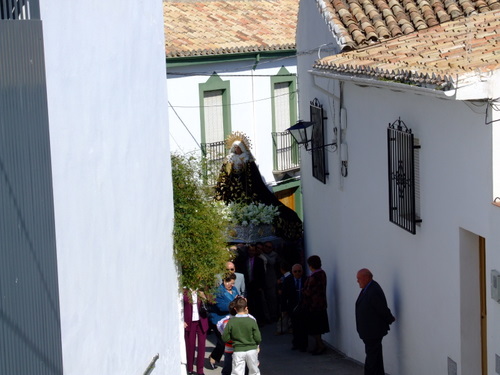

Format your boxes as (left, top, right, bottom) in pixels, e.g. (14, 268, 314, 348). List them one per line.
(201, 322, 364, 375)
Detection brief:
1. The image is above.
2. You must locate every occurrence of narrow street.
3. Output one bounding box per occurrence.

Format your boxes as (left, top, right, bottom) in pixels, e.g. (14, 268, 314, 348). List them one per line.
(203, 322, 364, 375)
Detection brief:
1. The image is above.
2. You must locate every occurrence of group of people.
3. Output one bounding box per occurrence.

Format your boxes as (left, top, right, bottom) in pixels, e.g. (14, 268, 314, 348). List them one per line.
(183, 270, 262, 375)
(205, 241, 289, 375)
(183, 253, 396, 375)
(181, 250, 331, 375)
(278, 255, 330, 355)
(183, 286, 261, 375)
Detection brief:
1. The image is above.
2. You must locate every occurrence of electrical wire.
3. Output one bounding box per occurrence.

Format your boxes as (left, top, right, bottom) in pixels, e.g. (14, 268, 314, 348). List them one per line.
(170, 89, 297, 109)
(168, 100, 201, 149)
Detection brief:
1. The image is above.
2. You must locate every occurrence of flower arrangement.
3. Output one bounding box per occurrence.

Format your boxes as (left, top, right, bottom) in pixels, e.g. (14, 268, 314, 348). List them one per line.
(222, 202, 279, 227)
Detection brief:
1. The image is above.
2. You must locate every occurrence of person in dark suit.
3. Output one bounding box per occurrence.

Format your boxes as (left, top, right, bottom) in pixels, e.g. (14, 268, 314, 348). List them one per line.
(355, 268, 396, 375)
(283, 263, 308, 351)
(183, 289, 209, 375)
(241, 243, 266, 325)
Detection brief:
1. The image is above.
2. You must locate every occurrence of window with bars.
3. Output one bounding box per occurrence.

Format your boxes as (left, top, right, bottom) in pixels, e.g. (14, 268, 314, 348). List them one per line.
(310, 98, 327, 184)
(387, 118, 422, 234)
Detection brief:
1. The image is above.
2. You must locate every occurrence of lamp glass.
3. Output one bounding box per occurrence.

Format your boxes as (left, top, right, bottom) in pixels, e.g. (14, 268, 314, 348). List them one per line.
(287, 121, 315, 145)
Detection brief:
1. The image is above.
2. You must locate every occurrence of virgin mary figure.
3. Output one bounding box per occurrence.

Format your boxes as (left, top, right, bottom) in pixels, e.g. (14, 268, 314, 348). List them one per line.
(215, 132, 302, 241)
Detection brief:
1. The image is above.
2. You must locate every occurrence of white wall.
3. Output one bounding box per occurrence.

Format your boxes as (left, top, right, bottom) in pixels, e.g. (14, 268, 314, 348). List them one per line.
(298, 76, 500, 374)
(487, 83, 500, 374)
(40, 1, 182, 374)
(167, 57, 297, 184)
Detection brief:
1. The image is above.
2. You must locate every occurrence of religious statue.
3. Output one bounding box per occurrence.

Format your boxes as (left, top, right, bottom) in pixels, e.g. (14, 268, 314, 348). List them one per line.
(215, 131, 303, 241)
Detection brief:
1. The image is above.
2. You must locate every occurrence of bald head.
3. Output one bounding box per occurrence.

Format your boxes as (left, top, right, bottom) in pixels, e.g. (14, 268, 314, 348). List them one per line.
(226, 262, 236, 274)
(356, 268, 373, 289)
(292, 264, 303, 279)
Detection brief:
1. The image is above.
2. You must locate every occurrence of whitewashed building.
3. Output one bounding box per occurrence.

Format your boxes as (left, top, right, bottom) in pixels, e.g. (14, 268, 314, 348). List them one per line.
(0, 1, 181, 374)
(296, 1, 500, 374)
(164, 0, 303, 215)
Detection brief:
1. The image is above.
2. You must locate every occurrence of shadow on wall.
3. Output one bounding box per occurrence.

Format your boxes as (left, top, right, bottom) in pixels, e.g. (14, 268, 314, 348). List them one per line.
(391, 273, 403, 375)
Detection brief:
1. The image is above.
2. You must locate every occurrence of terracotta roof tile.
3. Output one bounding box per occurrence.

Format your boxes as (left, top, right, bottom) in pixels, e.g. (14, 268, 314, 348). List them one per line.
(164, 0, 299, 58)
(313, 10, 500, 89)
(317, 0, 499, 50)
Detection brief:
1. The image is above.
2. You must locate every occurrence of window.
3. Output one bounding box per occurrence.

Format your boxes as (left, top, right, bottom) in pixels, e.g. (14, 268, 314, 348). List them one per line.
(310, 98, 327, 184)
(203, 90, 225, 144)
(199, 74, 231, 185)
(387, 118, 422, 234)
(271, 67, 299, 172)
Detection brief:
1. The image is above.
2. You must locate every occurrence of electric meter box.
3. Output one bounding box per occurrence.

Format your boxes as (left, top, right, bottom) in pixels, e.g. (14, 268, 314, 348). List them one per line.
(491, 270, 500, 302)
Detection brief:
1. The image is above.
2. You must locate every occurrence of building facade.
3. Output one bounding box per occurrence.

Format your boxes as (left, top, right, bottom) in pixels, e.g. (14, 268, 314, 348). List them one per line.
(165, 0, 303, 217)
(0, 1, 181, 374)
(296, 1, 500, 374)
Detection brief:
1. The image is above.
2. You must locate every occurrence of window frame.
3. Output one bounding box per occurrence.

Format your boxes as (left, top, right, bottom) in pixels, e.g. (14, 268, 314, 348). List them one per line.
(270, 66, 298, 172)
(199, 73, 232, 145)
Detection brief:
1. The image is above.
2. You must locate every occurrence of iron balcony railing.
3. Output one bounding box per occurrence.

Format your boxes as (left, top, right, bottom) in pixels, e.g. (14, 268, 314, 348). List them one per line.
(272, 131, 300, 172)
(0, 0, 39, 20)
(201, 140, 226, 186)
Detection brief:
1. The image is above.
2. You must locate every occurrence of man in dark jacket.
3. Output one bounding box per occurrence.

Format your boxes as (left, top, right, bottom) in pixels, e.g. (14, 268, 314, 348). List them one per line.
(241, 244, 266, 325)
(355, 268, 395, 375)
(285, 263, 308, 351)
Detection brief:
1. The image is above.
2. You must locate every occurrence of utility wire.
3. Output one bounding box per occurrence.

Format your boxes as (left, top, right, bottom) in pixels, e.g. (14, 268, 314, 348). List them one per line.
(168, 100, 201, 149)
(170, 89, 297, 109)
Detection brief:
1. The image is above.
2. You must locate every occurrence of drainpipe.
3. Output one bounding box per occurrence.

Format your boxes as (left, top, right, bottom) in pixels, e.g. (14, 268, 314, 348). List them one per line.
(251, 54, 260, 159)
(252, 53, 261, 71)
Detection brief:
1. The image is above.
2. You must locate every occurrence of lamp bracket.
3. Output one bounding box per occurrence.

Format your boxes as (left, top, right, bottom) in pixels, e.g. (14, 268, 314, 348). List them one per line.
(303, 141, 337, 152)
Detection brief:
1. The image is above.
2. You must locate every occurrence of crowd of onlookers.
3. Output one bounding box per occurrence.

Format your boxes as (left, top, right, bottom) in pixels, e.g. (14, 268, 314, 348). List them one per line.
(183, 240, 330, 375)
(184, 242, 397, 375)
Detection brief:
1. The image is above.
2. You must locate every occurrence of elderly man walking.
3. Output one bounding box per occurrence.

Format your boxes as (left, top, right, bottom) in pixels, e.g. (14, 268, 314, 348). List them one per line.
(355, 268, 395, 375)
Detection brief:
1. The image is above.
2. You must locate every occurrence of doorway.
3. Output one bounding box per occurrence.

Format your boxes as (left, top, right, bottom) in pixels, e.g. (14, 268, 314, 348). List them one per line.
(459, 230, 487, 375)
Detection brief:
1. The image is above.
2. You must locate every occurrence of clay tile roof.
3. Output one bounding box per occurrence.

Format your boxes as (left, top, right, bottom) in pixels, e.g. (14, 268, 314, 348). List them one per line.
(316, 0, 500, 51)
(164, 0, 299, 58)
(313, 9, 500, 89)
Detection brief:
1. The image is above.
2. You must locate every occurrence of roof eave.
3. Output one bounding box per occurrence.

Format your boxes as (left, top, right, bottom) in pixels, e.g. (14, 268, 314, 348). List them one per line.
(310, 68, 455, 99)
(166, 48, 296, 68)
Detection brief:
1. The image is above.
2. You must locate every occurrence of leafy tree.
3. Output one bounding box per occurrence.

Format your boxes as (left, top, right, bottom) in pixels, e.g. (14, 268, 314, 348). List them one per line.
(171, 154, 231, 294)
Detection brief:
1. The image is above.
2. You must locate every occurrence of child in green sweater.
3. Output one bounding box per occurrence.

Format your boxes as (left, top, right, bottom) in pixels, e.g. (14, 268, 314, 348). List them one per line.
(222, 297, 261, 375)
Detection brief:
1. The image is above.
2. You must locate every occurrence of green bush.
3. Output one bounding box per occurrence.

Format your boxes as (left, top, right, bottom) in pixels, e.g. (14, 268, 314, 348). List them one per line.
(171, 154, 231, 293)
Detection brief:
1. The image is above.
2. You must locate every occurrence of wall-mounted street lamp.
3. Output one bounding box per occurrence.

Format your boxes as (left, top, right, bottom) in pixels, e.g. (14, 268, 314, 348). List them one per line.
(286, 120, 337, 152)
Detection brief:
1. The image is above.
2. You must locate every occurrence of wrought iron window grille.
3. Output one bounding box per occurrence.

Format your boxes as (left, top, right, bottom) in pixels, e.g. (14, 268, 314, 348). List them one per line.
(387, 117, 422, 234)
(310, 99, 329, 184)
